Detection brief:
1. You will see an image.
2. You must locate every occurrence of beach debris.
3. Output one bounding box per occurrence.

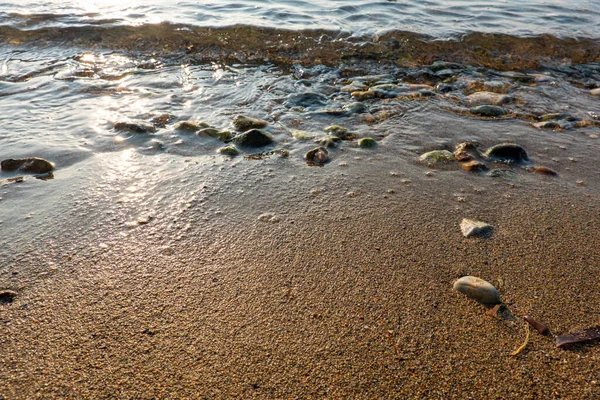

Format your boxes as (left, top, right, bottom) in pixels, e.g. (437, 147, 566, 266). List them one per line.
(460, 218, 492, 237)
(113, 120, 156, 133)
(466, 91, 512, 106)
(419, 150, 455, 164)
(511, 322, 531, 356)
(232, 115, 268, 131)
(0, 290, 17, 304)
(305, 147, 329, 165)
(485, 143, 528, 163)
(556, 325, 600, 348)
(453, 276, 501, 305)
(175, 120, 210, 132)
(217, 145, 240, 156)
(470, 105, 505, 117)
(1, 158, 54, 174)
(523, 315, 549, 335)
(232, 129, 273, 147)
(358, 137, 377, 149)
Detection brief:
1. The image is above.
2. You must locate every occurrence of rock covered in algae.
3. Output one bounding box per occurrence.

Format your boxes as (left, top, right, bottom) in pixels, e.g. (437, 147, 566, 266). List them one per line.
(1, 158, 54, 174)
(217, 145, 240, 156)
(232, 115, 268, 131)
(231, 129, 273, 147)
(419, 150, 455, 163)
(197, 128, 233, 142)
(358, 137, 377, 148)
(305, 147, 329, 165)
(453, 276, 501, 305)
(460, 218, 492, 237)
(175, 121, 210, 132)
(485, 143, 528, 163)
(470, 105, 505, 117)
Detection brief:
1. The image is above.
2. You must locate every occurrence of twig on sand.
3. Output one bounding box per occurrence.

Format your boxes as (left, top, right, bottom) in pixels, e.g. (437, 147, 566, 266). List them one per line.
(511, 322, 530, 356)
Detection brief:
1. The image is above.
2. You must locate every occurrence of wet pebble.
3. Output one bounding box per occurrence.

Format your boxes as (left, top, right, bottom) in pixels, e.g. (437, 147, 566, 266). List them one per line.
(460, 160, 487, 172)
(343, 102, 369, 114)
(1, 158, 54, 174)
(470, 105, 505, 117)
(315, 136, 341, 148)
(453, 276, 501, 305)
(175, 121, 210, 132)
(217, 145, 240, 156)
(454, 142, 481, 162)
(460, 218, 492, 237)
(528, 166, 557, 176)
(305, 147, 329, 165)
(324, 125, 356, 140)
(419, 150, 455, 164)
(485, 143, 528, 163)
(358, 137, 377, 149)
(232, 129, 273, 147)
(113, 121, 156, 134)
(466, 91, 512, 106)
(285, 92, 328, 109)
(232, 115, 268, 131)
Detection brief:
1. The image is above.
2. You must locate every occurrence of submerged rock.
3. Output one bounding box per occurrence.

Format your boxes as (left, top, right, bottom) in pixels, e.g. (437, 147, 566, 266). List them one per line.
(175, 121, 210, 132)
(485, 143, 528, 163)
(197, 128, 233, 141)
(1, 158, 54, 174)
(419, 150, 455, 163)
(232, 129, 273, 147)
(217, 145, 240, 156)
(453, 276, 501, 305)
(358, 137, 377, 149)
(315, 136, 341, 148)
(466, 91, 512, 106)
(113, 121, 156, 134)
(305, 147, 329, 165)
(343, 102, 369, 114)
(351, 90, 375, 101)
(460, 218, 492, 237)
(291, 130, 316, 140)
(232, 115, 268, 131)
(470, 105, 505, 117)
(285, 92, 328, 109)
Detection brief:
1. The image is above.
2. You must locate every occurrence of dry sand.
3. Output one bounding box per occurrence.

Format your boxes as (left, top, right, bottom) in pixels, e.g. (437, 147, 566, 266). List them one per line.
(1, 150, 600, 399)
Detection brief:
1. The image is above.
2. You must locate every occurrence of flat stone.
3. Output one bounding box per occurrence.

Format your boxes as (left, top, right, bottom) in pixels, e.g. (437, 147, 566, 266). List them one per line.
(460, 218, 492, 237)
(232, 115, 268, 131)
(466, 91, 512, 106)
(528, 166, 558, 176)
(470, 105, 505, 117)
(1, 158, 54, 174)
(453, 276, 501, 305)
(485, 143, 528, 163)
(231, 129, 273, 147)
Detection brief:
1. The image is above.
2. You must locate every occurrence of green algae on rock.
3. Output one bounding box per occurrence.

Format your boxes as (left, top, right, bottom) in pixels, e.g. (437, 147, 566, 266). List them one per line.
(485, 143, 528, 163)
(358, 137, 377, 149)
(217, 145, 240, 156)
(232, 129, 273, 147)
(1, 158, 54, 174)
(197, 128, 233, 141)
(453, 276, 501, 305)
(232, 115, 268, 131)
(419, 150, 455, 163)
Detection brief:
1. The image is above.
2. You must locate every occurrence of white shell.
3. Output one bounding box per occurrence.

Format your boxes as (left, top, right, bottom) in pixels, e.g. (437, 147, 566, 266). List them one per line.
(453, 276, 501, 304)
(460, 218, 492, 237)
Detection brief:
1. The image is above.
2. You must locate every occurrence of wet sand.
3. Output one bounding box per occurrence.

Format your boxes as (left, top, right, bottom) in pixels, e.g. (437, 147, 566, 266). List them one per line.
(1, 145, 600, 399)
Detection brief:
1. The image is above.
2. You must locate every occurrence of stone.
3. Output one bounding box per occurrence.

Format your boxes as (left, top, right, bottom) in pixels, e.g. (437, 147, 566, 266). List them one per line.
(285, 92, 328, 109)
(291, 130, 316, 140)
(470, 105, 505, 117)
(0, 290, 17, 304)
(419, 150, 455, 163)
(466, 91, 512, 106)
(315, 136, 341, 148)
(1, 158, 54, 174)
(305, 147, 329, 165)
(485, 143, 528, 163)
(534, 121, 562, 130)
(453, 276, 501, 305)
(217, 145, 240, 156)
(460, 218, 492, 237)
(460, 160, 487, 172)
(324, 125, 356, 140)
(351, 90, 375, 101)
(343, 102, 369, 114)
(232, 115, 268, 131)
(113, 121, 156, 133)
(231, 129, 273, 147)
(358, 137, 377, 149)
(528, 166, 558, 176)
(175, 121, 210, 132)
(590, 88, 600, 97)
(454, 142, 481, 161)
(151, 114, 175, 128)
(197, 128, 233, 141)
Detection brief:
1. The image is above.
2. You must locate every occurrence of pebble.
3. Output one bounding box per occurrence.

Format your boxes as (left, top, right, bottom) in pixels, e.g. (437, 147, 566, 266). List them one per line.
(197, 128, 233, 141)
(466, 91, 512, 106)
(460, 218, 492, 237)
(113, 121, 156, 133)
(454, 142, 481, 161)
(217, 145, 240, 156)
(419, 150, 455, 163)
(343, 102, 369, 114)
(460, 160, 487, 172)
(324, 125, 356, 140)
(305, 147, 329, 165)
(175, 121, 209, 132)
(315, 136, 341, 148)
(453, 276, 501, 305)
(528, 166, 557, 176)
(232, 115, 268, 131)
(358, 137, 377, 149)
(590, 88, 600, 97)
(231, 129, 273, 147)
(470, 105, 505, 117)
(285, 92, 328, 109)
(351, 90, 375, 101)
(1, 158, 54, 174)
(485, 143, 528, 163)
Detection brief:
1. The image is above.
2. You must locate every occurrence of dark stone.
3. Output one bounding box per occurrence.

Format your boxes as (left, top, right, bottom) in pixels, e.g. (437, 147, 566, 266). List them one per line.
(285, 92, 329, 108)
(485, 143, 528, 163)
(113, 121, 156, 134)
(470, 105, 506, 117)
(232, 129, 273, 147)
(232, 115, 268, 131)
(305, 147, 329, 165)
(1, 158, 54, 174)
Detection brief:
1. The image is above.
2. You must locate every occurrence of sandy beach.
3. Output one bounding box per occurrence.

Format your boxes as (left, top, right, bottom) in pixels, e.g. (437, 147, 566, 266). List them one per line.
(1, 135, 599, 399)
